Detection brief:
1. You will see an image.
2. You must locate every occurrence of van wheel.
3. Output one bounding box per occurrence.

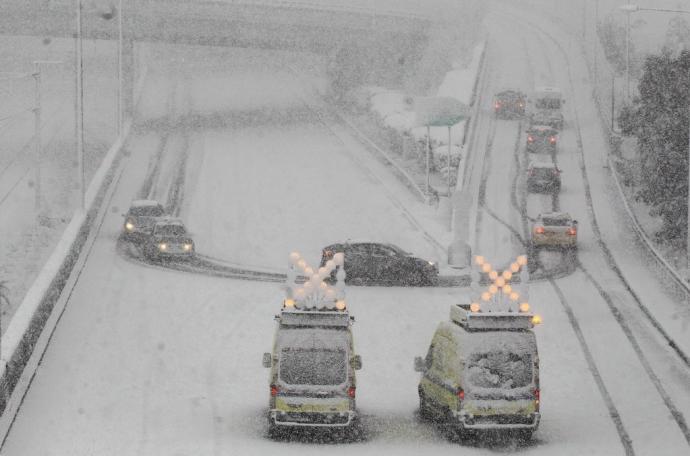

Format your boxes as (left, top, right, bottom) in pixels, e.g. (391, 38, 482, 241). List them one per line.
(267, 422, 280, 439)
(419, 393, 432, 420)
(515, 429, 534, 442)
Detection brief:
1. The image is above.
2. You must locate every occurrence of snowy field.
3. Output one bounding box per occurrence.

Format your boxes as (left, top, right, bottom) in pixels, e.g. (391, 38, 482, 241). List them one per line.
(1, 1, 690, 456)
(0, 35, 120, 331)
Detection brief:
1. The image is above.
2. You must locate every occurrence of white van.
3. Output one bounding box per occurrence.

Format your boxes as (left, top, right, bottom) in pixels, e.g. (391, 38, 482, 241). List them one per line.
(414, 303, 540, 440)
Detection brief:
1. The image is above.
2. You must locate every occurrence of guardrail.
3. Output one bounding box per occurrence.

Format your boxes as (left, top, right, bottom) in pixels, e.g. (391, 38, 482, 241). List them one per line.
(209, 0, 433, 20)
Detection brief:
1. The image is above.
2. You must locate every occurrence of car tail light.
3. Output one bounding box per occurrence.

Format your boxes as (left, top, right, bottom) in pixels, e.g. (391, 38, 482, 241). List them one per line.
(527, 135, 534, 142)
(553, 169, 560, 175)
(528, 169, 534, 176)
(347, 387, 356, 398)
(457, 388, 465, 401)
(567, 227, 577, 236)
(270, 385, 279, 397)
(534, 226, 545, 234)
(549, 136, 556, 144)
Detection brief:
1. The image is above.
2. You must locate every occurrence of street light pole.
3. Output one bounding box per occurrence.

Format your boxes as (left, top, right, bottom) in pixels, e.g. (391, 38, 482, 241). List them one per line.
(33, 62, 41, 214)
(32, 60, 62, 215)
(76, 0, 85, 211)
(625, 9, 630, 100)
(447, 126, 452, 198)
(117, 0, 123, 136)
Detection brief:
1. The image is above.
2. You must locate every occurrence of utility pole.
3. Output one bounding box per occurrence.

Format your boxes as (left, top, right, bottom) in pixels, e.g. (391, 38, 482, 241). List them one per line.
(32, 60, 61, 215)
(33, 62, 41, 213)
(117, 0, 123, 135)
(76, 0, 85, 210)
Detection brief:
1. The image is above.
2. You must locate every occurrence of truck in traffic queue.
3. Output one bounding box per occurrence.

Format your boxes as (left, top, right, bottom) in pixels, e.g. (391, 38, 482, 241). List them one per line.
(529, 86, 565, 130)
(262, 251, 362, 436)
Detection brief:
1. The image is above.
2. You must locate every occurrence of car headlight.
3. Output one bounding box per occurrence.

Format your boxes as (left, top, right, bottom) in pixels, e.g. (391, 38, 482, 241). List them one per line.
(428, 261, 435, 266)
(125, 221, 134, 231)
(158, 243, 167, 251)
(183, 243, 193, 252)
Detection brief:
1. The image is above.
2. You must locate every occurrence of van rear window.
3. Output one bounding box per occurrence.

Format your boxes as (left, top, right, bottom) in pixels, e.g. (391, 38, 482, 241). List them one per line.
(535, 98, 561, 109)
(129, 206, 164, 217)
(279, 348, 347, 386)
(467, 352, 533, 389)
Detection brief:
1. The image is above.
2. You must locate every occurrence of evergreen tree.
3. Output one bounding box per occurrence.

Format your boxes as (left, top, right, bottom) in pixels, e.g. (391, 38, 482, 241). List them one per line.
(622, 50, 690, 242)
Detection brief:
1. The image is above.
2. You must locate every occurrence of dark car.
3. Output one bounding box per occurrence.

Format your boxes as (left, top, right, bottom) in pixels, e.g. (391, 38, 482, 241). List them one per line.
(142, 218, 195, 261)
(122, 199, 166, 241)
(526, 125, 558, 154)
(494, 90, 526, 119)
(320, 242, 438, 286)
(527, 160, 561, 194)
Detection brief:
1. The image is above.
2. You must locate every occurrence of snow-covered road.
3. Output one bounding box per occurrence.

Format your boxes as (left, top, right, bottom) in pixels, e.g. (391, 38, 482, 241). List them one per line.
(2, 3, 690, 455)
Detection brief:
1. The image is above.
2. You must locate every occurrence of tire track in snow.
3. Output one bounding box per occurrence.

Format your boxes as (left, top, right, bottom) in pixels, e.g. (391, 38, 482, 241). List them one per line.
(510, 11, 690, 448)
(485, 14, 636, 455)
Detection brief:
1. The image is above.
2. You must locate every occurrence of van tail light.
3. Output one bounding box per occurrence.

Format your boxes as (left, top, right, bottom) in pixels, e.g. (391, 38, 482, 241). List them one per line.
(347, 387, 356, 398)
(457, 388, 465, 401)
(534, 388, 540, 410)
(549, 136, 556, 144)
(527, 135, 534, 142)
(270, 385, 279, 397)
(567, 227, 577, 236)
(534, 226, 545, 234)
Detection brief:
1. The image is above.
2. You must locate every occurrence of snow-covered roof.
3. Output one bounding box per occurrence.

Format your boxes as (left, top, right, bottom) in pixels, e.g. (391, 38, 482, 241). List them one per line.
(154, 217, 185, 227)
(534, 86, 562, 94)
(528, 160, 557, 169)
(130, 199, 161, 208)
(538, 211, 571, 220)
(450, 304, 534, 331)
(528, 125, 557, 132)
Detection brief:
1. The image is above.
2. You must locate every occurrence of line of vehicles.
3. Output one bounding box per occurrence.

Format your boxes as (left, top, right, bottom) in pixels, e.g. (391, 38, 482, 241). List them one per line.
(494, 86, 578, 252)
(262, 251, 542, 442)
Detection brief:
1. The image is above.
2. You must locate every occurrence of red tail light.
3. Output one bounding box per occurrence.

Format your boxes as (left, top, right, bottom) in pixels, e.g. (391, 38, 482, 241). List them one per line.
(457, 388, 465, 401)
(534, 226, 545, 234)
(567, 227, 577, 236)
(527, 135, 534, 142)
(534, 388, 540, 410)
(347, 387, 356, 398)
(270, 385, 279, 397)
(549, 136, 556, 144)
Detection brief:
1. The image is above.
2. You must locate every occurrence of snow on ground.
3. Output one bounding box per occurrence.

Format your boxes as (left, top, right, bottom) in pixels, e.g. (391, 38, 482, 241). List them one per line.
(3, 2, 690, 455)
(365, 41, 484, 147)
(0, 35, 118, 331)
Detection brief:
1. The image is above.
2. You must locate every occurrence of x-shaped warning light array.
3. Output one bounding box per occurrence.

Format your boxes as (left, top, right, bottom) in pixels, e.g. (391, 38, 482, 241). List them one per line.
(283, 251, 347, 310)
(471, 254, 534, 317)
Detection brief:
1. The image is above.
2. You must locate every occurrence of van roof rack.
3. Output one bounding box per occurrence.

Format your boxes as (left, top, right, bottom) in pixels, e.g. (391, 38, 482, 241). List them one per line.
(450, 304, 534, 330)
(277, 308, 351, 328)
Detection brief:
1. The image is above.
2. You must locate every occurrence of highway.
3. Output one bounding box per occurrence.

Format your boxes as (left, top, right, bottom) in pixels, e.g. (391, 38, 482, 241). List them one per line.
(1, 2, 689, 455)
